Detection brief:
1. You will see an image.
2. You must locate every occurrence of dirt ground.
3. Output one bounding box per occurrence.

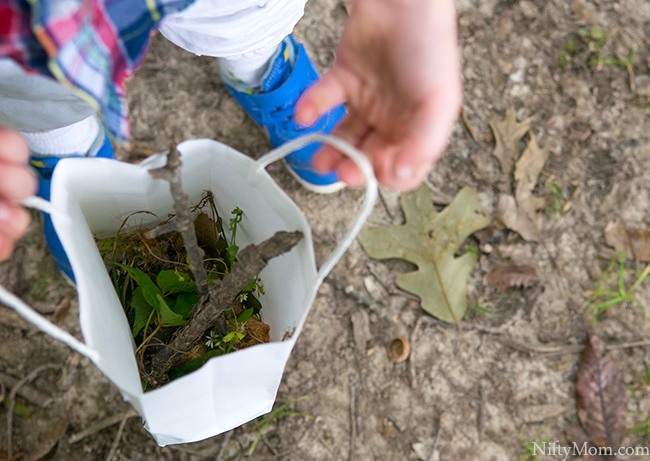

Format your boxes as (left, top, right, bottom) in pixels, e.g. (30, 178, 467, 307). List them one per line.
(2, 0, 650, 459)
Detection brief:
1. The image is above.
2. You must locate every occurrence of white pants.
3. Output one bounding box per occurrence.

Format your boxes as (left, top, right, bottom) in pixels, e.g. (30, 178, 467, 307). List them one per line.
(0, 0, 305, 133)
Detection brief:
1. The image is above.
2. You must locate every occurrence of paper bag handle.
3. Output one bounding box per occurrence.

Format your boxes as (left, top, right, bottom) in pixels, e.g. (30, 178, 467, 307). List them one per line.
(0, 197, 102, 363)
(254, 134, 378, 284)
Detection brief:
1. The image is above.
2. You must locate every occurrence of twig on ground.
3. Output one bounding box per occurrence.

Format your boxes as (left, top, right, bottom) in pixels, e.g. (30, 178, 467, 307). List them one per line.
(147, 143, 209, 295)
(413, 315, 506, 336)
(607, 339, 650, 350)
(297, 416, 320, 448)
(69, 409, 138, 444)
(348, 375, 360, 461)
(377, 189, 394, 220)
(460, 107, 480, 143)
(477, 382, 485, 442)
(427, 413, 444, 461)
(491, 336, 650, 356)
(7, 364, 59, 459)
(325, 274, 374, 309)
(262, 433, 279, 457)
(409, 316, 427, 388)
(105, 411, 134, 461)
(149, 231, 303, 385)
(0, 371, 52, 408)
(215, 430, 233, 461)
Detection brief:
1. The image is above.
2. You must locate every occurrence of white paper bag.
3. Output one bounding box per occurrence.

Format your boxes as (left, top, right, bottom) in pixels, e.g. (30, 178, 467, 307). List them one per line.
(0, 134, 377, 446)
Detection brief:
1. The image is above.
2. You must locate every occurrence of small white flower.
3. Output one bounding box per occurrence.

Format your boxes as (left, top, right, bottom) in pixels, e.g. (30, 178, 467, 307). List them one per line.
(205, 331, 219, 349)
(239, 292, 248, 302)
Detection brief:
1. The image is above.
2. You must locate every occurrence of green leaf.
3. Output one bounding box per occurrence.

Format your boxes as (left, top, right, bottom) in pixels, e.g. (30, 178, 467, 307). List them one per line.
(155, 294, 185, 326)
(590, 25, 603, 40)
(578, 28, 589, 37)
(173, 292, 200, 319)
(3, 397, 31, 417)
(156, 270, 196, 296)
(116, 263, 160, 307)
(131, 286, 154, 337)
(242, 277, 257, 293)
(237, 308, 254, 323)
(227, 245, 239, 266)
(358, 186, 491, 323)
(244, 292, 263, 314)
(565, 40, 575, 53)
(223, 331, 237, 343)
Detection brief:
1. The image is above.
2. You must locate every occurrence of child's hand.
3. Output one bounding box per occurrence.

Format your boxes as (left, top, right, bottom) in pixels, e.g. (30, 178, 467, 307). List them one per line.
(0, 128, 36, 261)
(295, 0, 461, 190)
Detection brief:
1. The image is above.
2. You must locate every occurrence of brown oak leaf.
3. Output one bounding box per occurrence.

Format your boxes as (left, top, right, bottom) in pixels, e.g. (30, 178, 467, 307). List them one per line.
(604, 220, 650, 262)
(576, 334, 626, 453)
(498, 134, 548, 242)
(489, 109, 531, 188)
(485, 265, 539, 291)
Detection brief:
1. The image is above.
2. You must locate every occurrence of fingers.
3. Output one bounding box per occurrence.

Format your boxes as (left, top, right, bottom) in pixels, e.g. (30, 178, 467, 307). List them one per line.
(0, 164, 37, 202)
(0, 203, 31, 261)
(387, 84, 462, 190)
(0, 129, 30, 165)
(313, 112, 371, 174)
(295, 67, 349, 126)
(0, 128, 35, 261)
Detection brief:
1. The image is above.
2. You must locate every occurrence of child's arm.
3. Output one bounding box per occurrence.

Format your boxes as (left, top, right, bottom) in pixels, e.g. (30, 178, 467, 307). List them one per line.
(0, 128, 35, 261)
(295, 0, 461, 190)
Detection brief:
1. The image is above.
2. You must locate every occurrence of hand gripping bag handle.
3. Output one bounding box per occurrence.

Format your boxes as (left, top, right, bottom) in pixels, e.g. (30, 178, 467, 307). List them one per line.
(0, 196, 102, 363)
(254, 133, 378, 285)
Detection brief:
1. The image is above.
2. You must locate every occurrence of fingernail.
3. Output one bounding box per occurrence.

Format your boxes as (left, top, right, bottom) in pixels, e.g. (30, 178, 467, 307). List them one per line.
(396, 165, 413, 180)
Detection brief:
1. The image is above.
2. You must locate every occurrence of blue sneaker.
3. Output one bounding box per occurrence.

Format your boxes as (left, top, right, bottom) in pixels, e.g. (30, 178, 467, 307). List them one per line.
(219, 35, 347, 194)
(29, 125, 115, 283)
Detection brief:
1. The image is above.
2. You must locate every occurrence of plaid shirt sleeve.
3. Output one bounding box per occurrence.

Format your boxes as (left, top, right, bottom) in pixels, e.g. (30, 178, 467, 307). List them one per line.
(0, 0, 195, 144)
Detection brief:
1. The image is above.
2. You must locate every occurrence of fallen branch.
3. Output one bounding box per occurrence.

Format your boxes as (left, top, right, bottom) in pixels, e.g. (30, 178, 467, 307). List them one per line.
(105, 411, 135, 461)
(0, 371, 52, 408)
(149, 230, 303, 385)
(147, 144, 209, 295)
(69, 409, 138, 444)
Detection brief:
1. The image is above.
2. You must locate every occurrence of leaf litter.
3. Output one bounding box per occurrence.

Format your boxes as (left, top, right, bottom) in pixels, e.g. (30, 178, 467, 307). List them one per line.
(566, 334, 627, 459)
(604, 220, 650, 262)
(358, 185, 491, 327)
(485, 265, 540, 292)
(489, 108, 531, 191)
(493, 117, 549, 242)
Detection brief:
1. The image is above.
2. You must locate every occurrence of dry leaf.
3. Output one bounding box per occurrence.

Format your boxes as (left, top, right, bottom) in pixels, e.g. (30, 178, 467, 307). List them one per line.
(565, 426, 611, 461)
(51, 298, 71, 326)
(498, 134, 548, 242)
(604, 220, 650, 261)
(358, 186, 491, 324)
(485, 265, 539, 291)
(194, 212, 221, 251)
(576, 334, 626, 452)
(239, 317, 270, 348)
(489, 109, 531, 187)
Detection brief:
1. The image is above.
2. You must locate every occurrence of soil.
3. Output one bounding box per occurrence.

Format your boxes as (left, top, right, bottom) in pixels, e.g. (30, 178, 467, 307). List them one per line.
(2, 0, 650, 459)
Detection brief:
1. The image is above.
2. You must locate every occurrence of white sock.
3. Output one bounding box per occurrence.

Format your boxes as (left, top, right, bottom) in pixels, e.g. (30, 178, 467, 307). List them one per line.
(217, 44, 279, 87)
(22, 116, 100, 157)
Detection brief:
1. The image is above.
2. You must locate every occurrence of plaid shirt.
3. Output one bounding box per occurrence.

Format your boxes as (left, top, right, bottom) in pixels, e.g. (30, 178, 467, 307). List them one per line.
(0, 0, 195, 143)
